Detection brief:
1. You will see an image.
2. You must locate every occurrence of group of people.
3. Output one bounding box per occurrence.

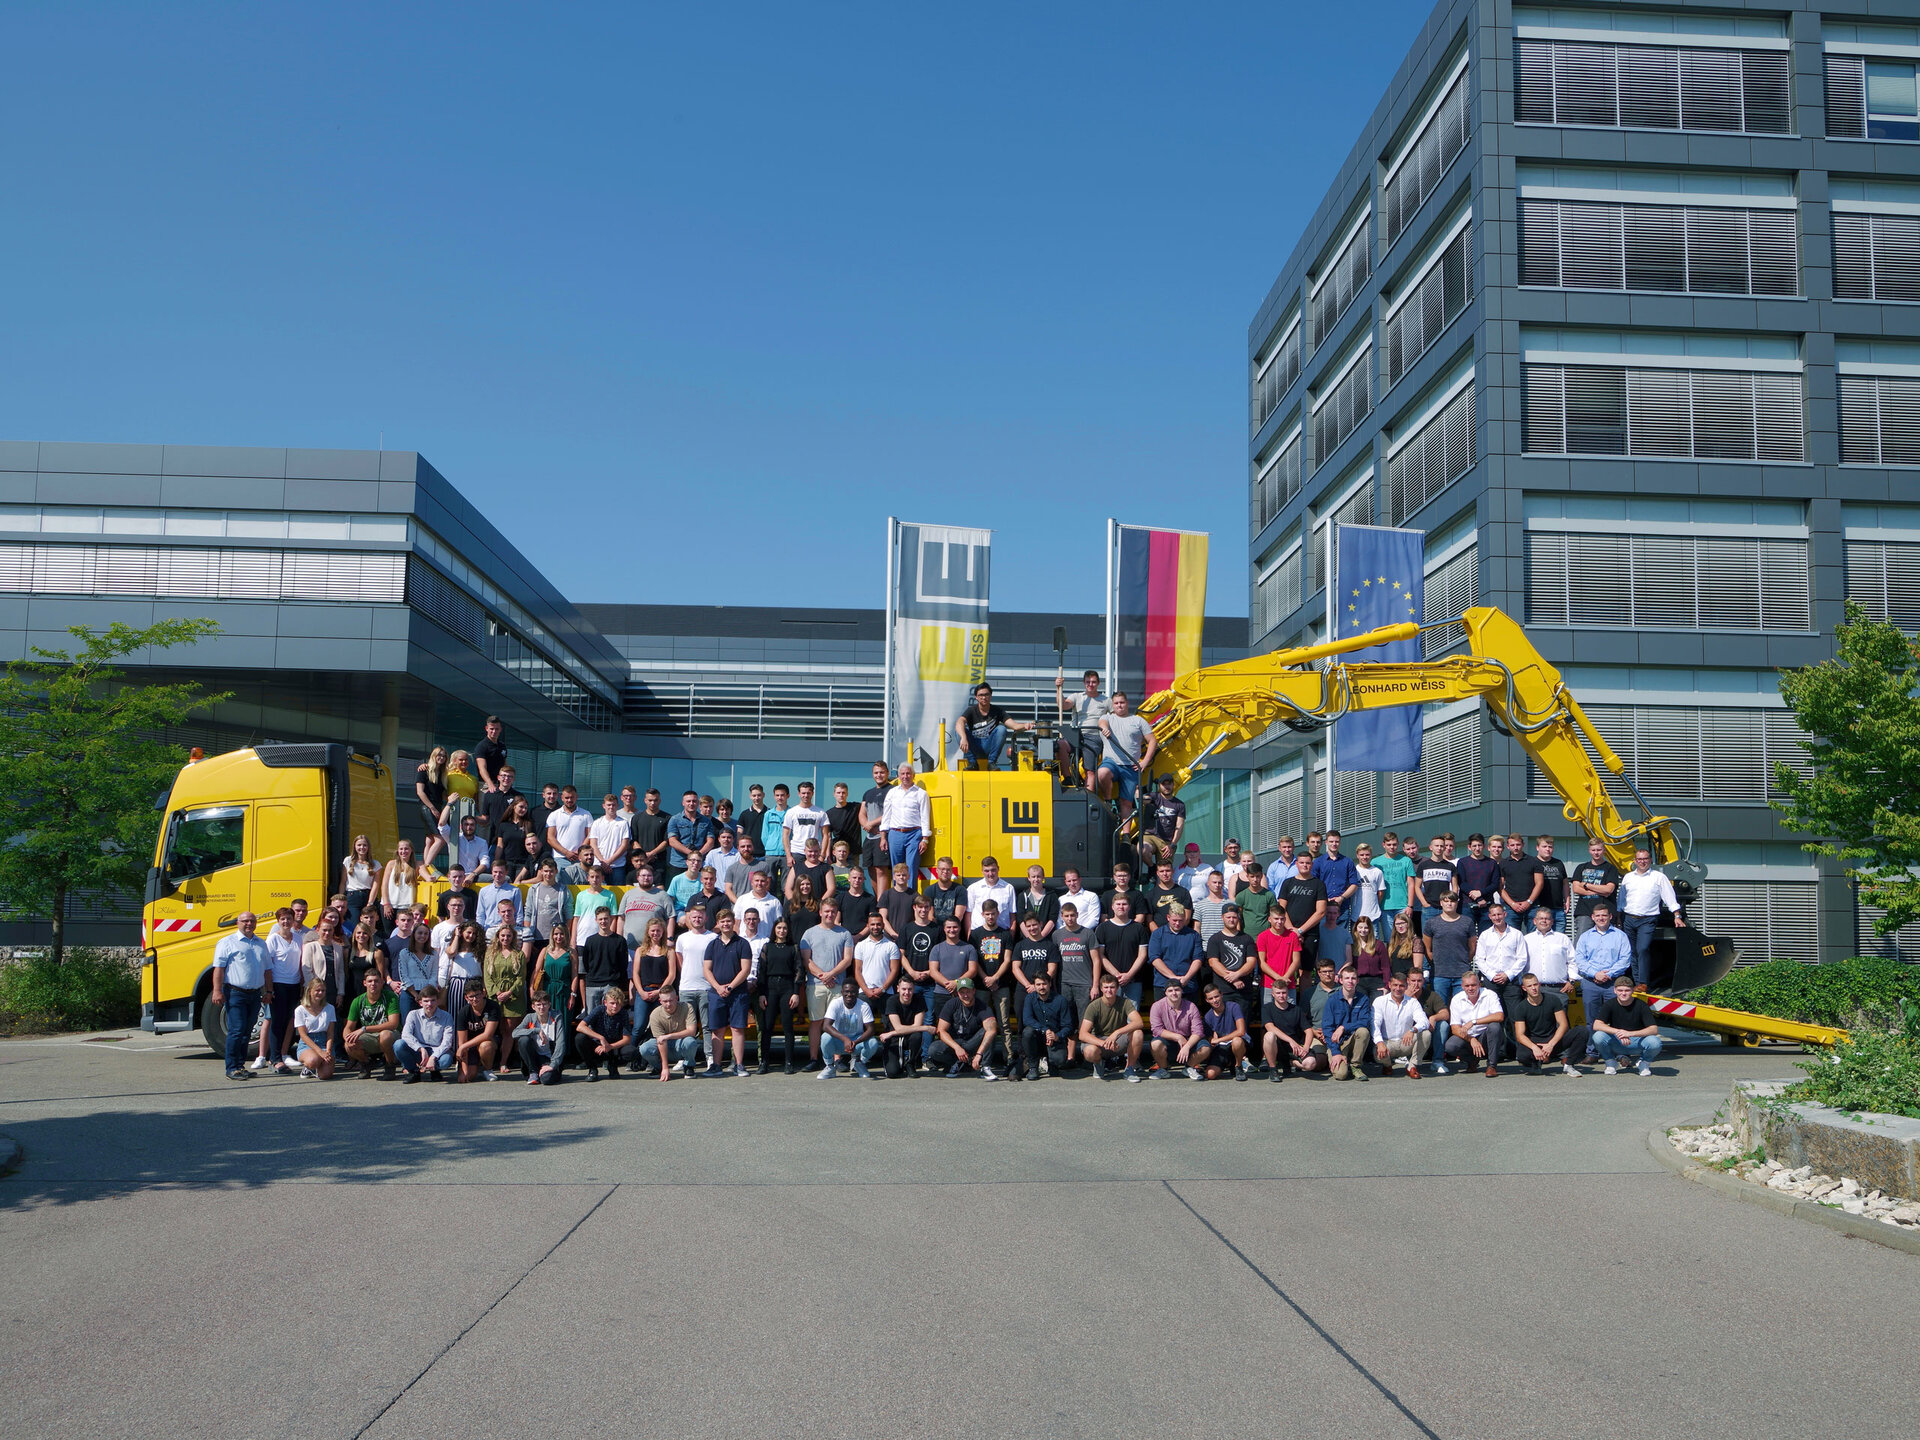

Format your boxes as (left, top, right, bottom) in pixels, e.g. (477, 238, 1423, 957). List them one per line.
(206, 717, 1678, 1087)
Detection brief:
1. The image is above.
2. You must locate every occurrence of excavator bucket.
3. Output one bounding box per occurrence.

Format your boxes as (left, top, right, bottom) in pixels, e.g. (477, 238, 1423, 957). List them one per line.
(1645, 926, 1738, 995)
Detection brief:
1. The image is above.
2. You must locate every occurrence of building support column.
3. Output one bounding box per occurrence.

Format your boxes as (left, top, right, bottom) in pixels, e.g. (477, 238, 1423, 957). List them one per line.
(380, 677, 401, 771)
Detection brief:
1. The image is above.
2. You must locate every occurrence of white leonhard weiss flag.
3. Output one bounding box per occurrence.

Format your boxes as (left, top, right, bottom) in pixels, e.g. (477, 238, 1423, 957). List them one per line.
(888, 521, 991, 757)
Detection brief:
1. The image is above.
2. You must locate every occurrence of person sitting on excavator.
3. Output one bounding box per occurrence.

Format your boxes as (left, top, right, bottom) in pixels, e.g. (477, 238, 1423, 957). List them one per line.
(1095, 691, 1156, 825)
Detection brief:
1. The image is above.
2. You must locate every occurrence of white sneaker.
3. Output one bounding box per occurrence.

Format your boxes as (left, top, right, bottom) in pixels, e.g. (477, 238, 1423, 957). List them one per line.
(982, 1067, 1000, 1082)
(1604, 1062, 1619, 1076)
(1432, 1061, 1451, 1075)
(1186, 1065, 1203, 1081)
(1637, 1061, 1653, 1077)
(732, 1064, 750, 1078)
(482, 1070, 499, 1082)
(1562, 1062, 1579, 1077)
(819, 1062, 839, 1079)
(300, 1066, 316, 1078)
(247, 1056, 271, 1071)
(1038, 1058, 1049, 1077)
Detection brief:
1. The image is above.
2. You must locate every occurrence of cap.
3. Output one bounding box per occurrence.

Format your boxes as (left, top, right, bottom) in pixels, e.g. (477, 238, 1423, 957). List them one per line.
(1184, 843, 1201, 854)
(956, 977, 976, 990)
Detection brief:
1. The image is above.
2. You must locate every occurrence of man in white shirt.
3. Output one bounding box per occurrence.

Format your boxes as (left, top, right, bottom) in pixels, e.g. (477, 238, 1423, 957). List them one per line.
(546, 785, 592, 883)
(256, 908, 307, 1073)
(1521, 905, 1576, 996)
(589, 793, 632, 885)
(1473, 903, 1531, 1024)
(1055, 666, 1109, 782)
(852, 911, 901, 1016)
(1617, 847, 1684, 987)
(1370, 971, 1432, 1079)
(1444, 970, 1507, 1078)
(782, 781, 829, 862)
(734, 868, 783, 939)
(966, 857, 1016, 933)
(673, 906, 718, 1069)
(1175, 843, 1211, 903)
(454, 814, 490, 877)
(1058, 868, 1101, 930)
(879, 763, 932, 876)
(1352, 843, 1385, 925)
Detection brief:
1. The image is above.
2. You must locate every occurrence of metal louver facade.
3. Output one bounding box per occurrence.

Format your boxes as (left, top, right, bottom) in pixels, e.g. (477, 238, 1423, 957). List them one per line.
(1522, 365, 1804, 462)
(1526, 532, 1811, 631)
(1518, 199, 1797, 296)
(1516, 41, 1792, 134)
(1831, 212, 1920, 302)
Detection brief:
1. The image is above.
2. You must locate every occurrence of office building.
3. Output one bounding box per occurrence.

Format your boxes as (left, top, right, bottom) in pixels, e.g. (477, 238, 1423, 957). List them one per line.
(1244, 0, 1920, 962)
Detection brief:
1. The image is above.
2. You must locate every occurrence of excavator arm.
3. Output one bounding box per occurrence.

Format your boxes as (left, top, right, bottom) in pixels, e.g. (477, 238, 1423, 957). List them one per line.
(1138, 606, 1690, 883)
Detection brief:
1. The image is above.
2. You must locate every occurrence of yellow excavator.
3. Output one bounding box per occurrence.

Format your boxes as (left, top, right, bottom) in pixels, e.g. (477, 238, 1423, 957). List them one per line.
(919, 605, 1842, 1044)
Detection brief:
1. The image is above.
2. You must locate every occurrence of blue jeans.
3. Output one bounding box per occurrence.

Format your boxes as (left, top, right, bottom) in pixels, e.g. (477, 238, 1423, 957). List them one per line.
(1621, 914, 1659, 987)
(955, 719, 1006, 768)
(1429, 974, 1462, 1009)
(222, 986, 262, 1074)
(396, 1038, 449, 1076)
(639, 1035, 702, 1068)
(886, 827, 923, 870)
(821, 1033, 881, 1070)
(1594, 1032, 1663, 1065)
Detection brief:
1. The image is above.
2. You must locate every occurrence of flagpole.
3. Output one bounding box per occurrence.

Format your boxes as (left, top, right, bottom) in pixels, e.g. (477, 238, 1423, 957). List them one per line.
(1324, 520, 1336, 830)
(883, 517, 897, 765)
(1104, 517, 1116, 693)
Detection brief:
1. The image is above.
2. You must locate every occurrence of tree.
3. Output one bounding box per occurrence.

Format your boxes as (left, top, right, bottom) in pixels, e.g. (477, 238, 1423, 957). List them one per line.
(1771, 601, 1920, 935)
(0, 620, 228, 963)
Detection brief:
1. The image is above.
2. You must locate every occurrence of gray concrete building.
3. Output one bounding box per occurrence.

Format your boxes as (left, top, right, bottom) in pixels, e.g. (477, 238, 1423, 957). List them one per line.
(1244, 0, 1920, 963)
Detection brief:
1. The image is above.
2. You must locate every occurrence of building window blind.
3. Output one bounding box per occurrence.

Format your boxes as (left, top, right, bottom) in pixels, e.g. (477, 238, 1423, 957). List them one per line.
(1523, 364, 1805, 462)
(1518, 199, 1797, 296)
(1384, 64, 1472, 246)
(1385, 384, 1474, 526)
(1691, 881, 1820, 964)
(1384, 226, 1473, 386)
(1333, 769, 1377, 832)
(1857, 902, 1920, 965)
(1310, 219, 1372, 350)
(1254, 427, 1303, 532)
(1516, 41, 1792, 134)
(1254, 768, 1308, 853)
(1838, 374, 1920, 464)
(1526, 532, 1811, 630)
(1388, 712, 1479, 820)
(1846, 539, 1920, 628)
(1255, 542, 1305, 638)
(1251, 315, 1302, 436)
(0, 542, 405, 603)
(1311, 345, 1373, 471)
(1528, 703, 1810, 805)
(1422, 543, 1477, 657)
(1311, 477, 1375, 596)
(624, 682, 884, 742)
(1825, 54, 1920, 140)
(1833, 212, 1920, 302)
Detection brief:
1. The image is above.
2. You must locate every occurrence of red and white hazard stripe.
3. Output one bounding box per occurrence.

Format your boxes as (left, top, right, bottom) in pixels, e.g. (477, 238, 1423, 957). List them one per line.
(149, 918, 204, 934)
(1645, 996, 1696, 1019)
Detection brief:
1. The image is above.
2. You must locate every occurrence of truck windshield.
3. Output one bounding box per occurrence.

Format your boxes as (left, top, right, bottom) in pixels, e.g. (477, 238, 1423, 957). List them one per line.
(163, 806, 245, 885)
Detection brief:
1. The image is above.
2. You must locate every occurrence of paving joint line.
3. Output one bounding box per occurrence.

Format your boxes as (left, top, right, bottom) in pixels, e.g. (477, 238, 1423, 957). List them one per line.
(350, 1183, 617, 1439)
(1162, 1179, 1441, 1440)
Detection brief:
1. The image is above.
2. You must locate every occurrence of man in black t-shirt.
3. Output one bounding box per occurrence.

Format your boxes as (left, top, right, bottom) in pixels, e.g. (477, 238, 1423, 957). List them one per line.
(1145, 774, 1186, 851)
(1011, 915, 1060, 997)
(1205, 906, 1260, 1050)
(1094, 895, 1150, 1004)
(1277, 853, 1328, 967)
(474, 717, 509, 793)
(926, 857, 966, 931)
(1569, 839, 1622, 938)
(629, 790, 670, 879)
(478, 764, 524, 841)
(1592, 976, 1664, 1075)
(578, 909, 630, 1017)
(1414, 846, 1457, 922)
(837, 870, 880, 937)
(881, 976, 931, 1076)
(858, 762, 894, 891)
(953, 683, 1031, 771)
(1511, 972, 1587, 1074)
(1534, 835, 1569, 929)
(825, 780, 864, 866)
(1498, 834, 1546, 925)
(529, 784, 561, 853)
(1140, 860, 1188, 932)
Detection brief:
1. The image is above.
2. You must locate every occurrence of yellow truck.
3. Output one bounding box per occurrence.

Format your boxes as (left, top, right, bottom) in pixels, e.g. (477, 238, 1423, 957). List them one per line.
(142, 743, 396, 1051)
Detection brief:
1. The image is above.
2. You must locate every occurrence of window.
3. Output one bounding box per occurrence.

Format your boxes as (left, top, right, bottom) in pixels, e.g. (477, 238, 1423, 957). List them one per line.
(1516, 42, 1791, 134)
(1311, 474, 1374, 596)
(1529, 704, 1809, 804)
(162, 806, 246, 886)
(1832, 211, 1920, 301)
(1825, 54, 1920, 140)
(1838, 374, 1920, 465)
(1255, 535, 1304, 638)
(1422, 542, 1477, 657)
(1846, 540, 1920, 628)
(1251, 312, 1302, 435)
(1383, 58, 1472, 246)
(1518, 199, 1797, 296)
(1310, 215, 1371, 349)
(1388, 712, 1478, 820)
(1333, 769, 1377, 832)
(1311, 343, 1373, 470)
(1689, 881, 1819, 964)
(1386, 379, 1474, 526)
(0, 543, 406, 602)
(1255, 763, 1307, 854)
(1856, 902, 1920, 965)
(1523, 365, 1804, 461)
(1383, 218, 1473, 386)
(1253, 425, 1302, 532)
(1526, 532, 1811, 630)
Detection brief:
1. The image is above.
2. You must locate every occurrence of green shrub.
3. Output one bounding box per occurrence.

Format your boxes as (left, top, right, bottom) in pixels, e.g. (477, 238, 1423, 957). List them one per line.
(1689, 957, 1920, 1028)
(1783, 1022, 1920, 1121)
(0, 948, 141, 1035)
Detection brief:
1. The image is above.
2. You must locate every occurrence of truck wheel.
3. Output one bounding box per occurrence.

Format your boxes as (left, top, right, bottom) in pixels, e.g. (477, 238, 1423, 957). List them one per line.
(201, 995, 225, 1056)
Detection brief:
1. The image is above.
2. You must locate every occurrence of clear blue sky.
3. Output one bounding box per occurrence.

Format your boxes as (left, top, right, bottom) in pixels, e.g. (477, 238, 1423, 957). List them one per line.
(2, 0, 1436, 617)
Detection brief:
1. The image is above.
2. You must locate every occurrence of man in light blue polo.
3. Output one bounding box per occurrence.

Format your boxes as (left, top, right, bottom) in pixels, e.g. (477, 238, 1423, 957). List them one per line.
(211, 911, 271, 1081)
(1573, 902, 1633, 1064)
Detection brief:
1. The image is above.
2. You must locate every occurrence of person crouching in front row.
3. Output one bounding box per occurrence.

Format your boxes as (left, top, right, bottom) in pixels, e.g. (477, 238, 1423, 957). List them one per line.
(573, 987, 635, 1081)
(514, 992, 569, 1086)
(397, 984, 455, 1082)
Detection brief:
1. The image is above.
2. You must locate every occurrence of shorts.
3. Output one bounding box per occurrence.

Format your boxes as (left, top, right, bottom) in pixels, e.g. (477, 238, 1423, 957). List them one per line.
(710, 989, 752, 1033)
(862, 837, 888, 871)
(808, 982, 836, 1020)
(1105, 757, 1140, 804)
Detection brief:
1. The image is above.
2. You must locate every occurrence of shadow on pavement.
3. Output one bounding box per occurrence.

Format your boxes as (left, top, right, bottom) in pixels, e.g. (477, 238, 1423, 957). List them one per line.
(0, 1095, 606, 1208)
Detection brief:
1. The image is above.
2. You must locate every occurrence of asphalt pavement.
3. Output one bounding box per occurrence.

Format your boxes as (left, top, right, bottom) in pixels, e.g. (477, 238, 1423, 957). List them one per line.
(3, 1029, 1915, 1439)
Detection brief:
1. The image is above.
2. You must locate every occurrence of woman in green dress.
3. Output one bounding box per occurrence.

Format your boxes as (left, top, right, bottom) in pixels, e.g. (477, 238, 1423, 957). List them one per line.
(537, 921, 575, 1018)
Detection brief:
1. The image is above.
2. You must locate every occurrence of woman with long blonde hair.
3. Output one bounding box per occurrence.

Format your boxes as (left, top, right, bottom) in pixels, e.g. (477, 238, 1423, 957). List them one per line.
(381, 838, 430, 925)
(415, 747, 450, 867)
(484, 921, 529, 1069)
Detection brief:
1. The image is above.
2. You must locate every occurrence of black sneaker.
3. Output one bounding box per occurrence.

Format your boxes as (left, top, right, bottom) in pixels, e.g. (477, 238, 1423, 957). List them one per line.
(948, 1062, 965, 1078)
(383, 1061, 396, 1081)
(358, 1060, 373, 1079)
(1269, 1069, 1284, 1083)
(803, 1059, 825, 1073)
(403, 1072, 420, 1084)
(584, 1069, 599, 1082)
(784, 1062, 796, 1075)
(225, 1069, 249, 1081)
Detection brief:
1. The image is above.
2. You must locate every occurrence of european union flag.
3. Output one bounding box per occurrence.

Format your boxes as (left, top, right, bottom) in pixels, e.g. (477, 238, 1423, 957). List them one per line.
(1334, 523, 1425, 772)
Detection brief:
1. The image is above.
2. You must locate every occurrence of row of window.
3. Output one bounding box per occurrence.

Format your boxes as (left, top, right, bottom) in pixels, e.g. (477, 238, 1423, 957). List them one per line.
(1530, 703, 1811, 806)
(1518, 198, 1798, 297)
(1526, 531, 1811, 632)
(0, 542, 405, 603)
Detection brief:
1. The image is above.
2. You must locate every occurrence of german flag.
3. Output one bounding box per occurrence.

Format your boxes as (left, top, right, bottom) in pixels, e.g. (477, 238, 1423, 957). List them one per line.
(1114, 526, 1207, 706)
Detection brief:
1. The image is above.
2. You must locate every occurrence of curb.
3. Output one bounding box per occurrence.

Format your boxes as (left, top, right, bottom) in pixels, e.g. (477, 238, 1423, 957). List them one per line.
(0, 1133, 19, 1178)
(1646, 1124, 1920, 1258)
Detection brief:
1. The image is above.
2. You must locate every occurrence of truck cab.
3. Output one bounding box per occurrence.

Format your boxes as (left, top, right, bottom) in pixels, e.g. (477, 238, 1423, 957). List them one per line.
(143, 744, 395, 1051)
